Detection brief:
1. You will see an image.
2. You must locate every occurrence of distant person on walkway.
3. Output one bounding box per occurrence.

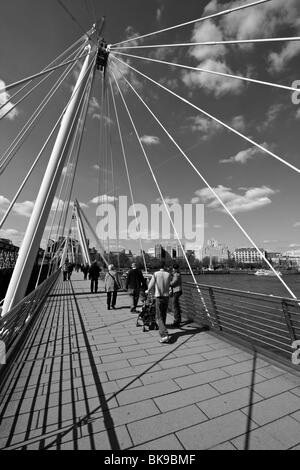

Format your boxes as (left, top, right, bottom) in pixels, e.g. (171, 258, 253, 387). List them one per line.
(82, 263, 89, 280)
(125, 263, 147, 312)
(62, 261, 69, 282)
(170, 263, 183, 327)
(67, 262, 74, 280)
(146, 262, 171, 343)
(89, 261, 100, 293)
(104, 264, 121, 310)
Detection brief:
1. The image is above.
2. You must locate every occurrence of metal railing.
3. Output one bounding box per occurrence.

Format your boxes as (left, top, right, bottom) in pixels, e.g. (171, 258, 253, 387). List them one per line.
(0, 270, 61, 366)
(182, 281, 300, 363)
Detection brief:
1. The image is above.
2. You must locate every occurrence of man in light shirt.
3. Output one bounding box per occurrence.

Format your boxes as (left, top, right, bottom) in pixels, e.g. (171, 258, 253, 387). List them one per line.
(146, 262, 171, 343)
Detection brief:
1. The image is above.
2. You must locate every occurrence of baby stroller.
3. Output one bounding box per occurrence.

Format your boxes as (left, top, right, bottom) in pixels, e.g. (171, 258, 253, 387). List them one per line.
(136, 293, 158, 332)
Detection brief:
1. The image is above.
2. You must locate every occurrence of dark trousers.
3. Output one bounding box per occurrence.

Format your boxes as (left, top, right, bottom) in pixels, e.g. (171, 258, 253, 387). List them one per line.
(129, 288, 140, 309)
(173, 292, 182, 323)
(155, 297, 169, 337)
(63, 271, 68, 281)
(91, 279, 98, 293)
(107, 291, 117, 308)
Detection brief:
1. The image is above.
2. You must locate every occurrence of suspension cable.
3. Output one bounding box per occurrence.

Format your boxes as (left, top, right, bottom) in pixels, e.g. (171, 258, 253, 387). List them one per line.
(0, 51, 92, 96)
(110, 54, 300, 176)
(0, 35, 88, 112)
(111, 50, 300, 94)
(111, 61, 298, 300)
(0, 43, 87, 123)
(0, 45, 86, 174)
(44, 61, 95, 277)
(111, 0, 271, 47)
(111, 36, 300, 50)
(109, 76, 148, 273)
(110, 68, 209, 312)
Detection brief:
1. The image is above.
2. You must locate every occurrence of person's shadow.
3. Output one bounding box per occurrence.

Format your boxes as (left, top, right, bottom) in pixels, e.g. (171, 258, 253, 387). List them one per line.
(166, 322, 209, 344)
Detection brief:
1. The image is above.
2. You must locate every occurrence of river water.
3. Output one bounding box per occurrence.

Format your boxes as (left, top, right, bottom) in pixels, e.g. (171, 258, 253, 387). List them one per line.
(182, 274, 300, 299)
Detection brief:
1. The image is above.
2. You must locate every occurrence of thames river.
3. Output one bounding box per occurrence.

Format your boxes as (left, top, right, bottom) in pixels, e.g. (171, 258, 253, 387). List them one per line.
(182, 274, 300, 299)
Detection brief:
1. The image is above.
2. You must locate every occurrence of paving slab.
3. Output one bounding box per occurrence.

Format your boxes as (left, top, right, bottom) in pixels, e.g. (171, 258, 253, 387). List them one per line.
(1, 273, 300, 451)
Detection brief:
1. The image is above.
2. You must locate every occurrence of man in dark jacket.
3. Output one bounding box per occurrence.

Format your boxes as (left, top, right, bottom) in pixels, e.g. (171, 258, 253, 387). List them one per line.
(125, 263, 147, 312)
(88, 261, 100, 293)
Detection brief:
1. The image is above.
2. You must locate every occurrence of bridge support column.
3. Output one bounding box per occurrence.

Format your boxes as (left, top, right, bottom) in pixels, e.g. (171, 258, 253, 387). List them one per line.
(2, 45, 94, 316)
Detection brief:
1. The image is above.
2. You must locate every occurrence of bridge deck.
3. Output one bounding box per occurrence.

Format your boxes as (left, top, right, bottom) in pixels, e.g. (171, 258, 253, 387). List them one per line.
(1, 273, 300, 450)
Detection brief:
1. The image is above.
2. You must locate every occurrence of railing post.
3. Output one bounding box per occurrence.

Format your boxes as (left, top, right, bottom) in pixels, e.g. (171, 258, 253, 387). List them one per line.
(281, 299, 296, 342)
(208, 287, 222, 331)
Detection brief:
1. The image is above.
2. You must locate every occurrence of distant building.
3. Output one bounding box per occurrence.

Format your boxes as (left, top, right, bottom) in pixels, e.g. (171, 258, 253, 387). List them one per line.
(0, 238, 19, 269)
(202, 239, 229, 263)
(155, 243, 185, 260)
(233, 247, 266, 264)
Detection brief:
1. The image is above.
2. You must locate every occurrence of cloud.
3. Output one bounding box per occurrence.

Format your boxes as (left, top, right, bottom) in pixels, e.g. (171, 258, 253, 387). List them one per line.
(231, 115, 246, 132)
(156, 197, 180, 205)
(182, 0, 300, 95)
(195, 185, 278, 214)
(263, 239, 278, 244)
(156, 5, 164, 22)
(140, 135, 160, 145)
(90, 194, 117, 204)
(293, 222, 300, 227)
(0, 79, 20, 120)
(220, 143, 269, 164)
(0, 195, 10, 214)
(269, 42, 300, 73)
(0, 228, 24, 246)
(181, 59, 244, 97)
(187, 115, 222, 140)
(13, 200, 35, 218)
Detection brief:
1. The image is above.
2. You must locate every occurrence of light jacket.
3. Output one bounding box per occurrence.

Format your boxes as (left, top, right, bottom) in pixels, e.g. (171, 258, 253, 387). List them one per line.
(148, 269, 171, 297)
(104, 270, 121, 292)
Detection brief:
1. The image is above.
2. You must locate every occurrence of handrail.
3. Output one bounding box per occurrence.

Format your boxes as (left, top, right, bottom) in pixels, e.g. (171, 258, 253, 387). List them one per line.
(184, 280, 300, 304)
(0, 269, 61, 365)
(181, 280, 300, 364)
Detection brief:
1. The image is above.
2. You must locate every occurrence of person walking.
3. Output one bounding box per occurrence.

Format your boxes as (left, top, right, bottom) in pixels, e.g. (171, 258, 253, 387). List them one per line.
(170, 263, 183, 326)
(146, 262, 171, 343)
(104, 264, 121, 310)
(88, 261, 100, 293)
(62, 260, 69, 282)
(82, 263, 89, 280)
(125, 263, 147, 312)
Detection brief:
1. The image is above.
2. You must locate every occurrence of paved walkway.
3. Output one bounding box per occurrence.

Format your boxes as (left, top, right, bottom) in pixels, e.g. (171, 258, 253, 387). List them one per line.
(1, 273, 300, 450)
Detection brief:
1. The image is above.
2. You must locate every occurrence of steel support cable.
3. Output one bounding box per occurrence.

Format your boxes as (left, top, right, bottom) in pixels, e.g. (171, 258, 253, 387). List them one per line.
(111, 0, 271, 47)
(23, 55, 96, 281)
(106, 86, 120, 263)
(111, 50, 300, 94)
(0, 43, 86, 121)
(111, 61, 298, 300)
(78, 206, 109, 267)
(111, 36, 300, 50)
(55, 64, 95, 248)
(110, 68, 210, 316)
(57, 64, 96, 247)
(0, 45, 87, 173)
(96, 73, 108, 257)
(109, 76, 147, 273)
(0, 53, 93, 230)
(0, 36, 88, 112)
(111, 54, 300, 176)
(0, 50, 93, 96)
(44, 67, 94, 279)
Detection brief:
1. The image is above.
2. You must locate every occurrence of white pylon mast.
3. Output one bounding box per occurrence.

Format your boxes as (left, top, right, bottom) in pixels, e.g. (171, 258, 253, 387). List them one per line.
(2, 42, 95, 316)
(74, 200, 91, 265)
